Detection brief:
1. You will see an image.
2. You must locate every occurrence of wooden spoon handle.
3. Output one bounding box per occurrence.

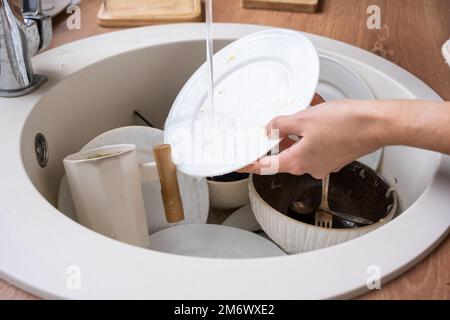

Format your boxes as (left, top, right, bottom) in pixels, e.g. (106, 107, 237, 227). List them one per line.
(152, 144, 185, 224)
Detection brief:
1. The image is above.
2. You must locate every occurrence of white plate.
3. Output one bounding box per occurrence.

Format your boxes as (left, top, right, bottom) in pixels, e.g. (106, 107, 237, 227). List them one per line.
(222, 205, 261, 232)
(222, 206, 273, 243)
(57, 126, 209, 234)
(165, 29, 319, 177)
(317, 54, 382, 170)
(148, 224, 285, 258)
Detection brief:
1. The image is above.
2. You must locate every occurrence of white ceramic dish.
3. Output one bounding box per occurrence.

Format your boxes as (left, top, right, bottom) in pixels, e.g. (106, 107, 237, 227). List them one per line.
(317, 55, 382, 170)
(148, 224, 285, 258)
(165, 28, 320, 178)
(222, 205, 261, 232)
(249, 171, 398, 254)
(58, 126, 209, 234)
(0, 24, 448, 299)
(207, 177, 250, 210)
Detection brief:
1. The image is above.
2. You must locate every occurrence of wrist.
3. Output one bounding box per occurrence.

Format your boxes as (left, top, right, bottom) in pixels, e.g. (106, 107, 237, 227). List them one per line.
(366, 100, 421, 148)
(357, 101, 395, 149)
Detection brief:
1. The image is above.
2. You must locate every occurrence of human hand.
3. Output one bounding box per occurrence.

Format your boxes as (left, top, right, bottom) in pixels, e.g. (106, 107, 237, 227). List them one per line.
(240, 98, 385, 179)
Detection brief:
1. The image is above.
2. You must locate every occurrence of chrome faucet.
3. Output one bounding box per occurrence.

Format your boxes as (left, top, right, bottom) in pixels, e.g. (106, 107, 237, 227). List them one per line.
(0, 0, 52, 97)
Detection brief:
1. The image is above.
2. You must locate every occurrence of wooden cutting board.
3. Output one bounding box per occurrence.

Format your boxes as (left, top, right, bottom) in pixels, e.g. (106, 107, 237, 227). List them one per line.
(242, 0, 319, 13)
(98, 0, 202, 27)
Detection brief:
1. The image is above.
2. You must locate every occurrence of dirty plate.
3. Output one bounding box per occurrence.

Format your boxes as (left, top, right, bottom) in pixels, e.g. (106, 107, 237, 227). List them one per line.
(57, 126, 209, 234)
(165, 29, 319, 177)
(317, 55, 382, 170)
(148, 224, 285, 258)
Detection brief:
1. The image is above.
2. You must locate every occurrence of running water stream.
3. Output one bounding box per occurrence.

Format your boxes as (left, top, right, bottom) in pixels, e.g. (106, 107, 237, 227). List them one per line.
(205, 0, 215, 121)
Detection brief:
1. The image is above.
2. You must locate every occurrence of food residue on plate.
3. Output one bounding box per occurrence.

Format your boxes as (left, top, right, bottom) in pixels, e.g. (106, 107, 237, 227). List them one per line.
(228, 54, 236, 62)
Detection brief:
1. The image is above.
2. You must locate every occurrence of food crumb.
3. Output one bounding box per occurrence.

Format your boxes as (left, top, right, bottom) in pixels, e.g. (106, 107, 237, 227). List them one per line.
(228, 54, 236, 62)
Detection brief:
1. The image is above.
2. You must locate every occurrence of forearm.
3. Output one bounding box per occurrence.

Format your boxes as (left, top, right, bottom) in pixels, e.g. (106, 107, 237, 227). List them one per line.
(372, 100, 450, 154)
(242, 98, 450, 177)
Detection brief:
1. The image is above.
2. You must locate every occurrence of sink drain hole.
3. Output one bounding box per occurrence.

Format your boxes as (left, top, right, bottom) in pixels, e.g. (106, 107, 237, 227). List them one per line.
(35, 133, 49, 168)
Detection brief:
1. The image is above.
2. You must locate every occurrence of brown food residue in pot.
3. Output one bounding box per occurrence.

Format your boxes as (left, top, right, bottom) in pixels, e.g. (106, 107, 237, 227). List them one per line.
(252, 161, 396, 229)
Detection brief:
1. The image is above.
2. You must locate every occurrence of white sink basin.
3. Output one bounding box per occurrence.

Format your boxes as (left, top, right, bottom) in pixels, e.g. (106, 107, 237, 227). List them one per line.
(0, 23, 449, 299)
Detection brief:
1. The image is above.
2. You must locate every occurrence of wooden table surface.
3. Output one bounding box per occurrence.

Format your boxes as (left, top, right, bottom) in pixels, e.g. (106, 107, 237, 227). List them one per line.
(1, 0, 449, 300)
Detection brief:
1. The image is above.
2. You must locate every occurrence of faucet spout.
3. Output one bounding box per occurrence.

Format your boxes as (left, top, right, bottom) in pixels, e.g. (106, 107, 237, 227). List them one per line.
(0, 0, 52, 97)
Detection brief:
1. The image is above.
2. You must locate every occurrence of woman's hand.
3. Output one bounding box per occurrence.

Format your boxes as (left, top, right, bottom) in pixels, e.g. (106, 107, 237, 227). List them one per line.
(240, 97, 450, 179)
(241, 98, 386, 179)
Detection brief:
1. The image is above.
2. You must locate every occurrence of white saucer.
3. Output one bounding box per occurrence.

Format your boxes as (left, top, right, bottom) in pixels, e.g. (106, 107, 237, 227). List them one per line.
(317, 55, 382, 170)
(222, 205, 261, 232)
(165, 29, 319, 177)
(57, 126, 209, 234)
(148, 224, 285, 258)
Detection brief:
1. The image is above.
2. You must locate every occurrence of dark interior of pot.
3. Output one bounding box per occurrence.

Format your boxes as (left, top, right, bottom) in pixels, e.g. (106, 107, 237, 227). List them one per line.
(252, 161, 396, 229)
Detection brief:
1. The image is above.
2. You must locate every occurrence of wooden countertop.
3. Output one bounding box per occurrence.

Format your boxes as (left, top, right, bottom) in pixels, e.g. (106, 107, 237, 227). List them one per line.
(1, 0, 449, 300)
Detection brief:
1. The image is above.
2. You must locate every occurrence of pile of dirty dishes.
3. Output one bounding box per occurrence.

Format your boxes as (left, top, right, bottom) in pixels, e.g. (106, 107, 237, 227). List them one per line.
(59, 126, 209, 247)
(164, 28, 398, 253)
(60, 28, 397, 258)
(59, 126, 285, 258)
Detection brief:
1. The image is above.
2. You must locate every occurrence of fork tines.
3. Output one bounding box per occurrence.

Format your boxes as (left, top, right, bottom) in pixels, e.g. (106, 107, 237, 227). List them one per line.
(315, 211, 333, 228)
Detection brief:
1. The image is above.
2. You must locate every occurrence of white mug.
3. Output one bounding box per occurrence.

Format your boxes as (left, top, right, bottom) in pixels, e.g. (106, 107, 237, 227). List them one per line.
(63, 144, 161, 248)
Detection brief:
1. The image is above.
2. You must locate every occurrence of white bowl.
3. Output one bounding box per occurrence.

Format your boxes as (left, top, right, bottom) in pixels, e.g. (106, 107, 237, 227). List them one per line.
(249, 167, 398, 254)
(208, 177, 250, 210)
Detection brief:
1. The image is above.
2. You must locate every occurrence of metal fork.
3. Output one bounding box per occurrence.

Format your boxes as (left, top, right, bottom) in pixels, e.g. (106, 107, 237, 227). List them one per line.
(315, 210, 333, 228)
(315, 174, 333, 228)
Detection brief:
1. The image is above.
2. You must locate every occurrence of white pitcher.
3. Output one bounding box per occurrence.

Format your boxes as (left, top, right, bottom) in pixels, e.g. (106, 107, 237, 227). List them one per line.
(63, 144, 160, 248)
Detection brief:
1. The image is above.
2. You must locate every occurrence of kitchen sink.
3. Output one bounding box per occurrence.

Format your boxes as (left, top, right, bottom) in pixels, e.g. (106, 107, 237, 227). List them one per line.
(0, 23, 449, 299)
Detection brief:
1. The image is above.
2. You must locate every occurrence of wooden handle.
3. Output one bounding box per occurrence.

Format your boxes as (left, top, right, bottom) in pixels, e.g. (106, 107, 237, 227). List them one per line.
(152, 144, 185, 224)
(242, 0, 319, 13)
